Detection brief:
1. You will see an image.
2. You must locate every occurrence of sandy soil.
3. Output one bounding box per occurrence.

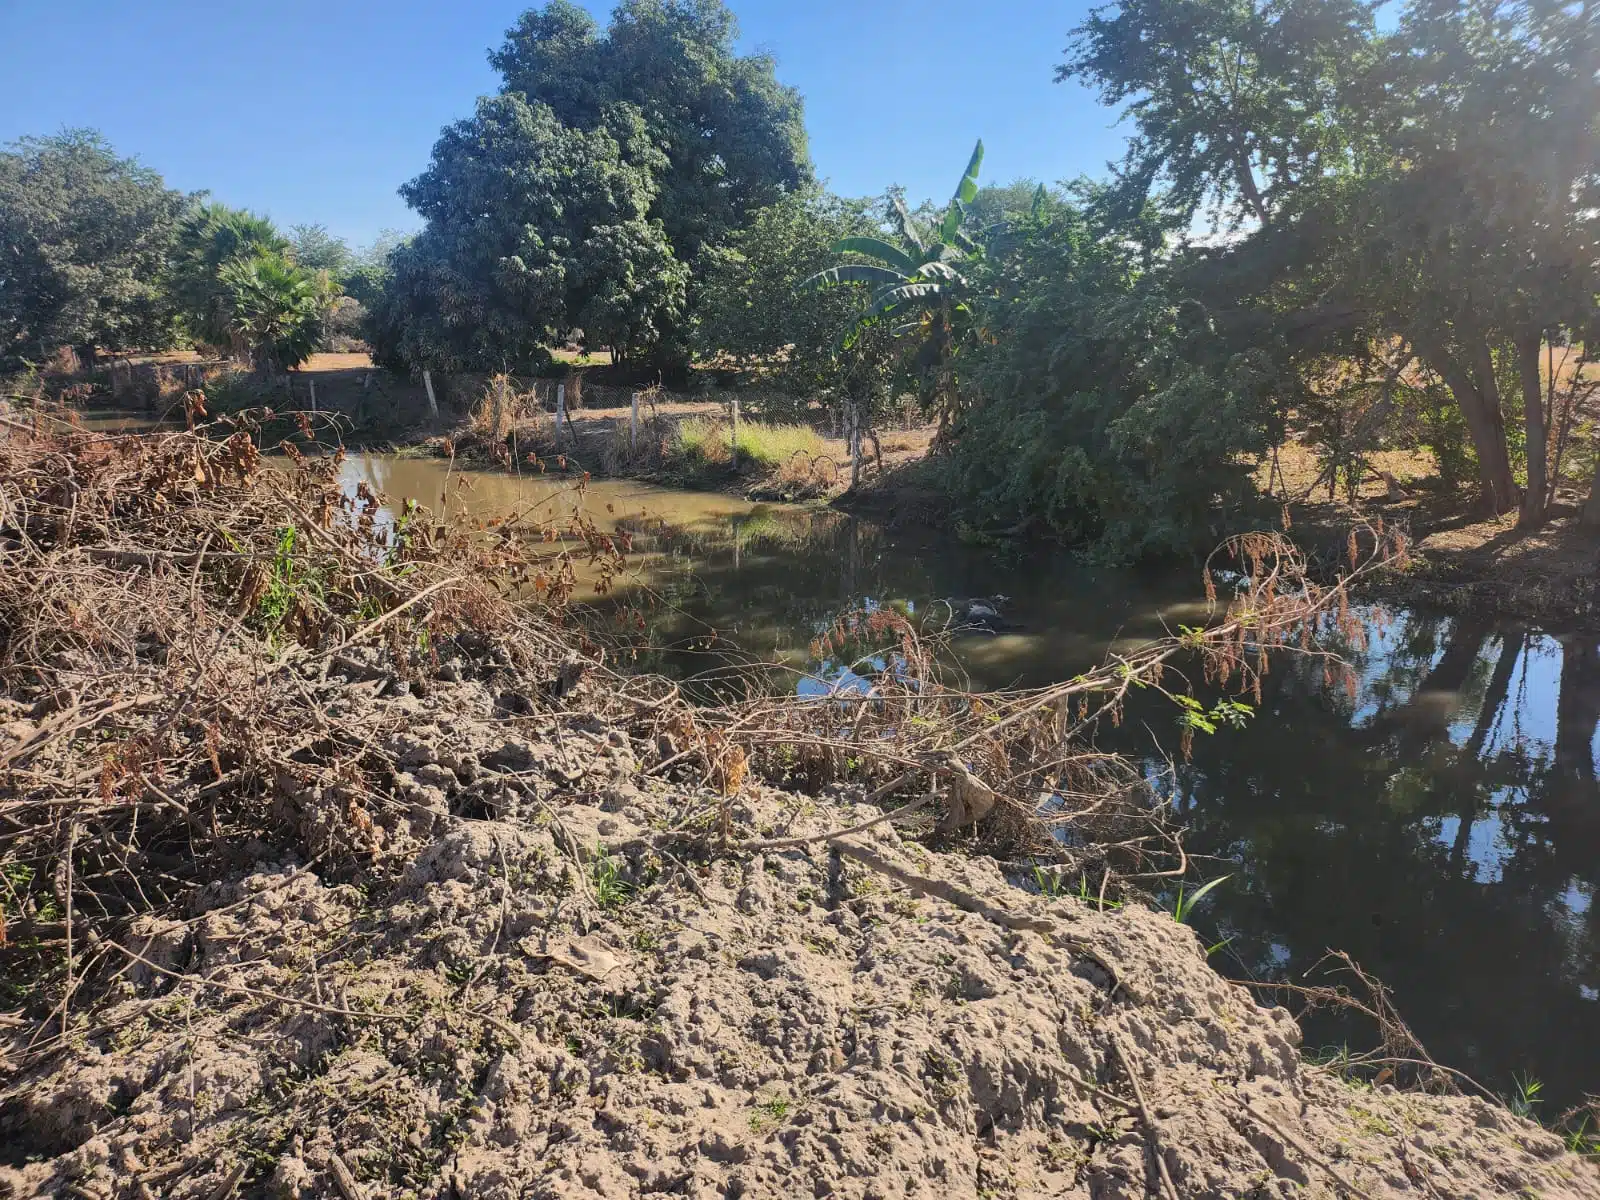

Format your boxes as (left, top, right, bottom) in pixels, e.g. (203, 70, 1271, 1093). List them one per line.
(3, 654, 1596, 1199)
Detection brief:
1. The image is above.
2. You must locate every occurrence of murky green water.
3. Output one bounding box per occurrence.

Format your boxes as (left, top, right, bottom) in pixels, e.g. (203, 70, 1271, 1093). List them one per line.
(332, 452, 1598, 1109)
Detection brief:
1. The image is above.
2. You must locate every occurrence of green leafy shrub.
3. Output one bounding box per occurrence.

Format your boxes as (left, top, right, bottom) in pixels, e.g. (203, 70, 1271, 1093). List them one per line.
(944, 209, 1279, 561)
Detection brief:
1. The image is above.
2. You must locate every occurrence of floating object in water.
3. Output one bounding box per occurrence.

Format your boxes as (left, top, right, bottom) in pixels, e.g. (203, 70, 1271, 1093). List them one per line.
(934, 595, 1016, 635)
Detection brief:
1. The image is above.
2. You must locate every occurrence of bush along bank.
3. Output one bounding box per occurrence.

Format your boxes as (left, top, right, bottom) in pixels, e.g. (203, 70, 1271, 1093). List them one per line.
(0, 417, 1594, 1198)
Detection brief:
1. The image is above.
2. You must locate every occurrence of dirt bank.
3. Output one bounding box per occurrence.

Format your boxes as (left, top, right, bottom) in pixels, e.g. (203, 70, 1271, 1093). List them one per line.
(4, 662, 1594, 1199)
(1, 415, 1593, 1199)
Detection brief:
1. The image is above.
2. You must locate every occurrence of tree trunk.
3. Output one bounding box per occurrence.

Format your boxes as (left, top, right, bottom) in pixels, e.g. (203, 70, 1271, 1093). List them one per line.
(847, 401, 862, 490)
(1388, 616, 1492, 753)
(1233, 147, 1269, 225)
(1584, 455, 1600, 528)
(1465, 631, 1524, 758)
(1514, 332, 1547, 529)
(1414, 334, 1519, 514)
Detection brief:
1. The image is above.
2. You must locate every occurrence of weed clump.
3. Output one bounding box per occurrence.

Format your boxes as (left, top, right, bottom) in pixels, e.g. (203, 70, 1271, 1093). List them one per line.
(672, 415, 823, 471)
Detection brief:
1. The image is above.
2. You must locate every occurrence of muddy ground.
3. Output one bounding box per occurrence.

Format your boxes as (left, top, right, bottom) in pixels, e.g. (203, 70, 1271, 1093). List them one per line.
(3, 659, 1594, 1199)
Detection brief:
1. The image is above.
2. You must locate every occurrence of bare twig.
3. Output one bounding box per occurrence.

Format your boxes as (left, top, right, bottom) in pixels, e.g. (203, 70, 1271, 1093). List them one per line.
(1238, 1100, 1374, 1200)
(1108, 1031, 1181, 1200)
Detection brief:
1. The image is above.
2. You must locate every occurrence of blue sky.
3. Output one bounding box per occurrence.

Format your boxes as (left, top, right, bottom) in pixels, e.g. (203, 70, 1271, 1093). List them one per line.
(0, 0, 1128, 249)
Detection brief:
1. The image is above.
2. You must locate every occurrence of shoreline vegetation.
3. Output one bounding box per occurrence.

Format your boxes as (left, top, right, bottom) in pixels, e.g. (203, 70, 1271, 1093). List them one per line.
(1, 414, 1596, 1197)
(4, 0, 1599, 1185)
(58, 351, 1600, 633)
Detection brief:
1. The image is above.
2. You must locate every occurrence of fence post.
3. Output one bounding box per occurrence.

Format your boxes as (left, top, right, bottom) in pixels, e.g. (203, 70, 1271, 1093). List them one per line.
(422, 370, 439, 419)
(555, 383, 567, 446)
(492, 374, 507, 437)
(630, 392, 639, 454)
(308, 378, 317, 413)
(730, 398, 740, 468)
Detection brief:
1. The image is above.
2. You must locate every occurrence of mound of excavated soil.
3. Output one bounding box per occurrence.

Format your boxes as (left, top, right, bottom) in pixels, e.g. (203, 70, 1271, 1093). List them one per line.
(2, 671, 1595, 1200)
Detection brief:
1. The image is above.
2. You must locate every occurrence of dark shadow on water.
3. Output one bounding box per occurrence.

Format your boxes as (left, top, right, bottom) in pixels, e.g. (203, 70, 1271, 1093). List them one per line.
(339, 452, 1600, 1109)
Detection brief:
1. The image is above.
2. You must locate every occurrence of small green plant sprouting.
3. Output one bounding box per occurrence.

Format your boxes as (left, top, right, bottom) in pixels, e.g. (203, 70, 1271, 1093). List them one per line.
(253, 524, 329, 639)
(592, 849, 631, 909)
(384, 498, 420, 569)
(1170, 874, 1230, 924)
(254, 525, 301, 632)
(1564, 1114, 1600, 1156)
(1033, 866, 1066, 898)
(1204, 936, 1235, 958)
(1509, 1072, 1544, 1118)
(1073, 875, 1123, 912)
(1312, 1043, 1356, 1080)
(749, 1093, 791, 1132)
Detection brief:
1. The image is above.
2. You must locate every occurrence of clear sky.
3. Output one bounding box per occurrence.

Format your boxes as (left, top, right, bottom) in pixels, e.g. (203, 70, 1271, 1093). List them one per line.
(0, 0, 1127, 249)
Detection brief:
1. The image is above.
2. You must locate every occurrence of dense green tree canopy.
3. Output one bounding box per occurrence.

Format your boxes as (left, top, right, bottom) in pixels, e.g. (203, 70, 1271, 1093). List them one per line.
(287, 223, 354, 279)
(366, 94, 686, 373)
(369, 0, 810, 375)
(491, 0, 811, 267)
(1064, 0, 1373, 228)
(0, 130, 186, 367)
(1063, 0, 1600, 526)
(946, 202, 1282, 557)
(695, 191, 895, 421)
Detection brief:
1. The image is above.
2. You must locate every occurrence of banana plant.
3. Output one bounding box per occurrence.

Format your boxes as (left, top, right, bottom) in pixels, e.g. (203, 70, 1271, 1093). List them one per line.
(801, 139, 985, 353)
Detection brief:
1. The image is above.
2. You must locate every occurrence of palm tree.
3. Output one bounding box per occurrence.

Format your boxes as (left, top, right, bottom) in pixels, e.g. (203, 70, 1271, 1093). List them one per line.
(171, 203, 290, 349)
(218, 249, 330, 376)
(802, 140, 987, 431)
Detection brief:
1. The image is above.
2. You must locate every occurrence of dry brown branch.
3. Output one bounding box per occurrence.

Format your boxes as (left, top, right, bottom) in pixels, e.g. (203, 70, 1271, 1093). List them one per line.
(1108, 1031, 1182, 1200)
(1237, 1100, 1374, 1200)
(0, 408, 1398, 1079)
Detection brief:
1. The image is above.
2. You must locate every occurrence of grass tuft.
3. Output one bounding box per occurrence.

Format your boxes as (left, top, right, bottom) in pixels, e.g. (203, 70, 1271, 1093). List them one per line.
(672, 416, 823, 471)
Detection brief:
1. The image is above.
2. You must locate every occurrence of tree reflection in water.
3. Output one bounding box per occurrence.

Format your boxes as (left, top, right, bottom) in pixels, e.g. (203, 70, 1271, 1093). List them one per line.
(338, 453, 1600, 1108)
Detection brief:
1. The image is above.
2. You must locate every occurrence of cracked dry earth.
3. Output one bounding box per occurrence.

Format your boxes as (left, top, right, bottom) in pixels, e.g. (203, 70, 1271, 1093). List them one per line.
(2, 677, 1597, 1199)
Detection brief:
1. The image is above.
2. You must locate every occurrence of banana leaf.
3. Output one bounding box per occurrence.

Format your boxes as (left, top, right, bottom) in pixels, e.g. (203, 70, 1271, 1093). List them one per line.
(863, 280, 946, 321)
(890, 195, 930, 256)
(939, 139, 984, 244)
(831, 236, 918, 275)
(799, 263, 903, 292)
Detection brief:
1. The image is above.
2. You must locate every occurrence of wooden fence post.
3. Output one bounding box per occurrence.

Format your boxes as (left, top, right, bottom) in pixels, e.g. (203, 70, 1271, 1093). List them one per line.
(630, 392, 639, 455)
(555, 383, 567, 446)
(730, 398, 740, 467)
(308, 378, 317, 413)
(422, 370, 439, 419)
(492, 374, 507, 436)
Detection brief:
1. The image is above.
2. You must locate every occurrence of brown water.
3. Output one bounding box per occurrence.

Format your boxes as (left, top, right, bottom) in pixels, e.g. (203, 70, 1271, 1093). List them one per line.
(246, 450, 1600, 1109)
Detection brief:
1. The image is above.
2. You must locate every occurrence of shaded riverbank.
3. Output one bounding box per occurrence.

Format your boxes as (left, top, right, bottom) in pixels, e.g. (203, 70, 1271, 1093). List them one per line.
(3, 423, 1596, 1197)
(331, 450, 1600, 1113)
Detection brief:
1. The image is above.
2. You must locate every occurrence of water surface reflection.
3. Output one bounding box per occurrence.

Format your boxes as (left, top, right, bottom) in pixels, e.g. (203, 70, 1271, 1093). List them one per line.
(340, 452, 1600, 1106)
